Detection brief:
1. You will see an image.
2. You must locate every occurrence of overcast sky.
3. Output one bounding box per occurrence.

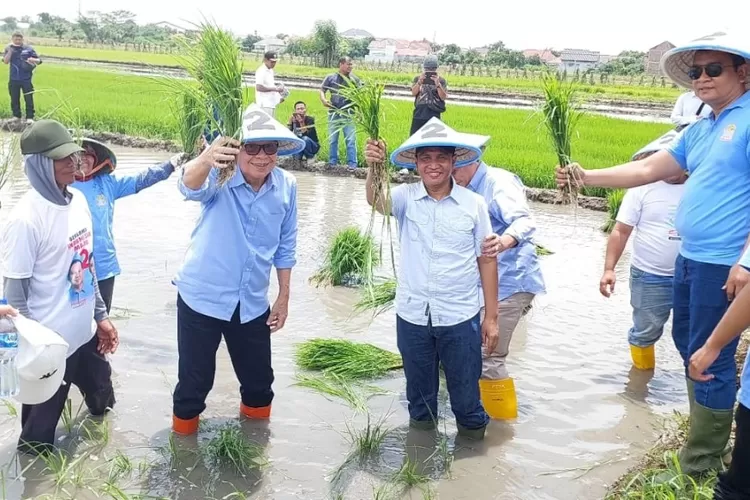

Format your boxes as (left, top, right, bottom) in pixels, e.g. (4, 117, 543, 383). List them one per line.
(4, 0, 746, 54)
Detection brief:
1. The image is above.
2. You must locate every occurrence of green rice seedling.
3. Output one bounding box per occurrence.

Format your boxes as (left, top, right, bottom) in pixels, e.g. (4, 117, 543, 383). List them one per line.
(372, 482, 400, 500)
(310, 226, 379, 288)
(0, 135, 19, 192)
(601, 189, 625, 233)
(421, 485, 437, 500)
(392, 454, 430, 488)
(345, 412, 392, 460)
(539, 71, 585, 204)
(80, 416, 111, 449)
(295, 338, 403, 380)
(294, 372, 387, 413)
(60, 397, 85, 435)
(605, 453, 716, 499)
(106, 450, 134, 485)
(355, 278, 396, 316)
(204, 425, 269, 474)
(2, 398, 17, 418)
(173, 89, 208, 160)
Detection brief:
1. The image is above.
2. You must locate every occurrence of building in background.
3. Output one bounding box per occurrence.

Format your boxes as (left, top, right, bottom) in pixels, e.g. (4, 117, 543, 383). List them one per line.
(646, 41, 676, 75)
(522, 49, 561, 67)
(340, 28, 375, 40)
(558, 49, 601, 72)
(254, 38, 286, 55)
(365, 39, 431, 64)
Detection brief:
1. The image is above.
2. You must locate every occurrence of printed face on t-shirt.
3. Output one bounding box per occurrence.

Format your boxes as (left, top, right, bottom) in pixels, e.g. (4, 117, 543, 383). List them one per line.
(69, 260, 84, 291)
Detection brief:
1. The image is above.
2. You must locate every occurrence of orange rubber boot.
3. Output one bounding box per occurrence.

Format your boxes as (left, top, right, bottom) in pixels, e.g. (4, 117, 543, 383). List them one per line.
(240, 404, 271, 420)
(172, 415, 199, 436)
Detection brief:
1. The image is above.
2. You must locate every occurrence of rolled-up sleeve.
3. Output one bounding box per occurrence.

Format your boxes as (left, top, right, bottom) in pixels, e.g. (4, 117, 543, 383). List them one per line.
(274, 182, 298, 269)
(178, 167, 218, 203)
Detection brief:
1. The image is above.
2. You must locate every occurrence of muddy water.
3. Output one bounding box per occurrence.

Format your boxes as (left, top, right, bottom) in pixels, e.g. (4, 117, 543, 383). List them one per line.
(0, 142, 688, 500)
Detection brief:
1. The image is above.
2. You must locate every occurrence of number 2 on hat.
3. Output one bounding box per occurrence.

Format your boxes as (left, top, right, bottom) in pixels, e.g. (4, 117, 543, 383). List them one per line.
(421, 123, 448, 139)
(244, 111, 274, 131)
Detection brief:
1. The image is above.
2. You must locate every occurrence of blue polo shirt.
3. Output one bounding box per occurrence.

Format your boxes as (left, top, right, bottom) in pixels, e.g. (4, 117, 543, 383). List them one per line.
(668, 91, 750, 266)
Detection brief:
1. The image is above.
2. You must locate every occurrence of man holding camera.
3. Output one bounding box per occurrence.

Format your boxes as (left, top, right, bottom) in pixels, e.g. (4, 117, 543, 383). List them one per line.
(3, 32, 41, 123)
(409, 55, 448, 135)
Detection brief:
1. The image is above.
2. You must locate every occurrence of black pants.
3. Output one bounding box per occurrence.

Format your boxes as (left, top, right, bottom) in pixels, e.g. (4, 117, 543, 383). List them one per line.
(173, 294, 273, 420)
(8, 80, 35, 120)
(714, 403, 750, 499)
(98, 277, 115, 314)
(410, 114, 441, 136)
(18, 335, 115, 454)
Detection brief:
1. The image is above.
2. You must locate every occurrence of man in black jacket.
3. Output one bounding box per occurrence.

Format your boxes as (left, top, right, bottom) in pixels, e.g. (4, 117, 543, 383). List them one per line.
(288, 101, 320, 162)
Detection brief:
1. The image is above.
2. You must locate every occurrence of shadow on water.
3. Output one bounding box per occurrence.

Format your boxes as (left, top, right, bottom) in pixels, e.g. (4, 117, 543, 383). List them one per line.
(0, 138, 691, 499)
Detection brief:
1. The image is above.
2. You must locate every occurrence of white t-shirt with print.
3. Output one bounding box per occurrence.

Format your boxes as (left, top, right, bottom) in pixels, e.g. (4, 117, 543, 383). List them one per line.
(616, 181, 685, 276)
(1, 188, 97, 357)
(255, 63, 280, 109)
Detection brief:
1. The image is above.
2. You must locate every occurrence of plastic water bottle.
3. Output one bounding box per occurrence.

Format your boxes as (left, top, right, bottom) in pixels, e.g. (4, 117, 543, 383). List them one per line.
(0, 298, 19, 398)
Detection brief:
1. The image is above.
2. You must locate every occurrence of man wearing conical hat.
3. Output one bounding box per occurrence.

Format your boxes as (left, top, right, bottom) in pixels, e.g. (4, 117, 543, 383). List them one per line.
(556, 32, 750, 478)
(364, 117, 499, 440)
(170, 105, 306, 435)
(451, 133, 546, 421)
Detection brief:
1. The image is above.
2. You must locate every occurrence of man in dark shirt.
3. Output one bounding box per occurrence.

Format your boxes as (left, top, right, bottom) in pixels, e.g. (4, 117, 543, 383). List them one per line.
(3, 32, 42, 123)
(319, 57, 361, 169)
(410, 55, 448, 135)
(288, 101, 320, 161)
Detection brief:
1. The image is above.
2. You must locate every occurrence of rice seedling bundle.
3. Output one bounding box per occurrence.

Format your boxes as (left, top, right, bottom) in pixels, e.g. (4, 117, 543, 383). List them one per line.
(310, 226, 379, 287)
(295, 339, 403, 380)
(534, 244, 554, 256)
(539, 71, 584, 204)
(354, 278, 396, 316)
(601, 189, 625, 233)
(294, 372, 387, 413)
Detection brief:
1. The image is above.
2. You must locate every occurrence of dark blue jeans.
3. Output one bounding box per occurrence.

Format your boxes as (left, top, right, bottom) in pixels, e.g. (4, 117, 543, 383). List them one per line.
(297, 136, 320, 159)
(396, 313, 489, 430)
(673, 255, 739, 410)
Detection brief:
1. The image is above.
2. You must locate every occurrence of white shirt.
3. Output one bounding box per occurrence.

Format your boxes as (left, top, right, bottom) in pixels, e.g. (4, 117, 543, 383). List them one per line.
(616, 181, 685, 276)
(1, 188, 97, 356)
(391, 181, 493, 327)
(671, 91, 712, 127)
(255, 63, 280, 109)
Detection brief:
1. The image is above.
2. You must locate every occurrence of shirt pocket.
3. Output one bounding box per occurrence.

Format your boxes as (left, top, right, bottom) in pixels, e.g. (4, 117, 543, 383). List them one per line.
(404, 206, 428, 242)
(253, 204, 286, 247)
(442, 211, 475, 253)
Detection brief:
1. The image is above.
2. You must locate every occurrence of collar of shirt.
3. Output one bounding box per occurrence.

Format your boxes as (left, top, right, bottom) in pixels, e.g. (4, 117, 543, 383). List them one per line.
(411, 178, 465, 204)
(707, 90, 750, 121)
(468, 162, 488, 192)
(226, 166, 277, 193)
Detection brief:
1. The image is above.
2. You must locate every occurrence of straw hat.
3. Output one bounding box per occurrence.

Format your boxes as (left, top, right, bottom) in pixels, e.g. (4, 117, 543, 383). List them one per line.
(82, 137, 117, 174)
(631, 129, 683, 161)
(390, 117, 483, 169)
(240, 103, 305, 156)
(660, 32, 750, 91)
(13, 315, 69, 405)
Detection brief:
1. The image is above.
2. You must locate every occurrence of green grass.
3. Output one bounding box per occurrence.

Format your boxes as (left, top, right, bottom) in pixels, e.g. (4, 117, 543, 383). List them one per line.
(33, 44, 683, 103)
(0, 64, 672, 197)
(295, 338, 403, 380)
(310, 226, 379, 287)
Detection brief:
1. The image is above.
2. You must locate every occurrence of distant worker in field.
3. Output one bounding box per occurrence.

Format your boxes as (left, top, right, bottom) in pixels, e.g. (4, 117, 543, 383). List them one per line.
(598, 130, 687, 371)
(410, 55, 448, 135)
(451, 134, 546, 421)
(288, 100, 320, 163)
(320, 56, 361, 170)
(255, 51, 286, 117)
(671, 90, 712, 131)
(3, 31, 42, 123)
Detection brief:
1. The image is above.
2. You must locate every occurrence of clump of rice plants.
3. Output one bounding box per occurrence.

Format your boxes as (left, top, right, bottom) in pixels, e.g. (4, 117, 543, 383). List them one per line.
(331, 412, 393, 489)
(310, 226, 379, 287)
(601, 189, 625, 233)
(172, 89, 208, 162)
(295, 339, 403, 380)
(204, 425, 269, 474)
(534, 244, 554, 256)
(354, 278, 396, 316)
(539, 71, 584, 204)
(294, 372, 388, 413)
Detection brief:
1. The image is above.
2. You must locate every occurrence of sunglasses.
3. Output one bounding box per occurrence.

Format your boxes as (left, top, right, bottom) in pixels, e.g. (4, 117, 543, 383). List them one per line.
(687, 63, 733, 80)
(243, 142, 279, 155)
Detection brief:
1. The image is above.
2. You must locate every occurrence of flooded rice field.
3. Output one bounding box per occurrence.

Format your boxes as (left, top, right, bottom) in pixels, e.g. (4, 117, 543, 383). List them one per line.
(0, 141, 687, 499)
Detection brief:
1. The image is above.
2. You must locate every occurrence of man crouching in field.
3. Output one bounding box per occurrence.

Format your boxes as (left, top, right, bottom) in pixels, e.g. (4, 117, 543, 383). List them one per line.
(364, 119, 498, 439)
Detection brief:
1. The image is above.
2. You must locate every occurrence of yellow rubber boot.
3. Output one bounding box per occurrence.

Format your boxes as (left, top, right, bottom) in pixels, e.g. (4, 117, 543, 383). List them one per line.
(479, 378, 518, 420)
(630, 344, 656, 370)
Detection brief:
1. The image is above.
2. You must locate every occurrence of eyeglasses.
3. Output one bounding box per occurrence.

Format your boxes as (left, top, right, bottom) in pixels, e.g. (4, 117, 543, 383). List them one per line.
(243, 142, 279, 155)
(687, 63, 733, 80)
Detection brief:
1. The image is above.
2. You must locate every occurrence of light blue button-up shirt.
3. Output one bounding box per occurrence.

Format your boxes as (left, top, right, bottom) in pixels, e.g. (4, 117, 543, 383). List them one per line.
(173, 166, 298, 323)
(467, 162, 546, 301)
(391, 180, 493, 327)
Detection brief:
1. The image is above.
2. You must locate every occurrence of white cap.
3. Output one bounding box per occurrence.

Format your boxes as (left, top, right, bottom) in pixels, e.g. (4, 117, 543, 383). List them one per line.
(240, 103, 305, 156)
(661, 32, 750, 91)
(631, 129, 683, 160)
(13, 315, 68, 405)
(390, 117, 483, 169)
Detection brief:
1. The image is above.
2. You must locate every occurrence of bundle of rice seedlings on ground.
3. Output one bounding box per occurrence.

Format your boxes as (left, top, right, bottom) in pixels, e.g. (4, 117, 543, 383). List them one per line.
(539, 71, 584, 205)
(310, 226, 379, 287)
(354, 278, 396, 316)
(295, 339, 403, 380)
(601, 189, 625, 233)
(204, 425, 269, 474)
(534, 244, 554, 256)
(294, 372, 387, 413)
(335, 80, 396, 276)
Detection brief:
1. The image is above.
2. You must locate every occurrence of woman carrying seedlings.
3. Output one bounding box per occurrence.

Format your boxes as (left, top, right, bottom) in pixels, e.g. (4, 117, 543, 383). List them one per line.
(556, 33, 749, 478)
(364, 118, 499, 440)
(71, 138, 179, 312)
(171, 105, 305, 435)
(451, 133, 545, 420)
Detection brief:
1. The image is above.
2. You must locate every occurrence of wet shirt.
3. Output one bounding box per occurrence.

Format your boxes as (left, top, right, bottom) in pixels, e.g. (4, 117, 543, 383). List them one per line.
(1, 188, 96, 356)
(3, 44, 40, 82)
(412, 75, 447, 120)
(173, 166, 298, 322)
(391, 180, 492, 327)
(668, 91, 750, 266)
(467, 162, 545, 301)
(71, 161, 174, 282)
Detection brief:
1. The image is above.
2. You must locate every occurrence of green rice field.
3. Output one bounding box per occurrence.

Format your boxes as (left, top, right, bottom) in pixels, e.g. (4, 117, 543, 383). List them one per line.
(33, 45, 683, 104)
(0, 65, 672, 196)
